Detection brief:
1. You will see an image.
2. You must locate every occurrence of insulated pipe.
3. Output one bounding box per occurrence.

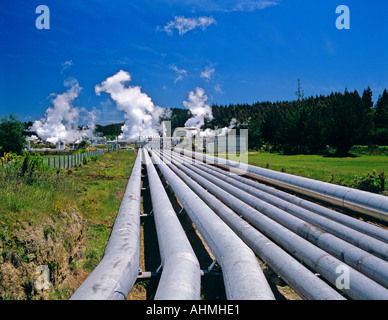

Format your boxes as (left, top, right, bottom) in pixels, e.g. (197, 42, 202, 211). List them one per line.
(174, 148, 388, 223)
(184, 160, 388, 262)
(70, 149, 142, 300)
(143, 149, 201, 300)
(172, 154, 388, 290)
(197, 161, 388, 245)
(156, 150, 345, 300)
(147, 148, 275, 300)
(163, 151, 388, 299)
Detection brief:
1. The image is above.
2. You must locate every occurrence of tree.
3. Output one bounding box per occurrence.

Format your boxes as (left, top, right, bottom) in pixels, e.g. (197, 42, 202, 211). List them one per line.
(76, 138, 90, 150)
(360, 87, 375, 144)
(373, 89, 388, 145)
(94, 123, 124, 138)
(0, 114, 26, 155)
(327, 90, 373, 155)
(295, 78, 305, 102)
(374, 89, 388, 130)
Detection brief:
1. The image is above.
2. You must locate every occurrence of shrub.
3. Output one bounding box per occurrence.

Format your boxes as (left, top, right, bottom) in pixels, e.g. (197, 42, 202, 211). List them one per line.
(83, 157, 91, 165)
(352, 170, 386, 194)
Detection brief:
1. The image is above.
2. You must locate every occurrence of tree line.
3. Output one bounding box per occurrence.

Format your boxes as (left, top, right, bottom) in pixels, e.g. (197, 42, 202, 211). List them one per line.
(208, 87, 388, 155)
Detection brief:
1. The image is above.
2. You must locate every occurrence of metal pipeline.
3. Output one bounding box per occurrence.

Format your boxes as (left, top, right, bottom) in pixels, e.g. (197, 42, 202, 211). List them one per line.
(169, 152, 388, 290)
(70, 149, 142, 300)
(143, 149, 201, 300)
(147, 148, 275, 300)
(163, 150, 388, 299)
(184, 160, 388, 263)
(155, 149, 345, 300)
(173, 148, 388, 223)
(196, 160, 388, 245)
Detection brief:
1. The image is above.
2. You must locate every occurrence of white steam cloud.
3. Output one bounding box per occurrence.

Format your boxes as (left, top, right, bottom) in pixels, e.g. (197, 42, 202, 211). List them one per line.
(183, 87, 213, 129)
(95, 70, 167, 140)
(183, 87, 236, 137)
(31, 79, 96, 144)
(33, 71, 236, 145)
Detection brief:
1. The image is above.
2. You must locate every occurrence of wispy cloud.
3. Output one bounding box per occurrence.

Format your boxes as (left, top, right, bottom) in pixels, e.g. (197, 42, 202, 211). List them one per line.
(61, 60, 73, 73)
(214, 83, 224, 94)
(200, 66, 215, 81)
(230, 0, 279, 12)
(157, 0, 279, 13)
(158, 16, 216, 36)
(169, 64, 188, 83)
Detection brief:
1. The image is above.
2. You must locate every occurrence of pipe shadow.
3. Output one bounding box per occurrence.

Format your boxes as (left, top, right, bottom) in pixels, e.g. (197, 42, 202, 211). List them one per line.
(141, 166, 161, 300)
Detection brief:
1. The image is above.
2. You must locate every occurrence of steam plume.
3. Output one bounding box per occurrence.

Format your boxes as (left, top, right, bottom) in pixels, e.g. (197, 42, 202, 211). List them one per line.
(183, 87, 236, 137)
(95, 70, 167, 140)
(31, 79, 96, 144)
(183, 87, 213, 129)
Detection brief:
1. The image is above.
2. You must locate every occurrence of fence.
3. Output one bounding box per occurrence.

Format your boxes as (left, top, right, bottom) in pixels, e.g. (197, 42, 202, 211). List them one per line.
(42, 149, 105, 169)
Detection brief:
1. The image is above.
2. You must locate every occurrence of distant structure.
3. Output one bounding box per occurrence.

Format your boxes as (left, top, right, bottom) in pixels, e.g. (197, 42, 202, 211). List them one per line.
(56, 141, 66, 150)
(89, 137, 107, 146)
(106, 139, 139, 151)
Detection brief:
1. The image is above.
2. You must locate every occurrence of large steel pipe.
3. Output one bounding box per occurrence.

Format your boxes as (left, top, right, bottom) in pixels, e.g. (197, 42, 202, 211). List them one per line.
(156, 150, 345, 300)
(172, 154, 388, 290)
(163, 151, 388, 299)
(143, 149, 201, 300)
(194, 160, 388, 245)
(184, 160, 388, 262)
(70, 149, 142, 300)
(147, 148, 275, 300)
(174, 148, 388, 223)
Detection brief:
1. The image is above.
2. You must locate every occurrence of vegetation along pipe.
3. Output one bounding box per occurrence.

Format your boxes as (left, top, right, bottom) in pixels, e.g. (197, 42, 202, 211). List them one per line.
(174, 148, 388, 223)
(147, 148, 275, 300)
(157, 150, 345, 300)
(164, 151, 388, 299)
(70, 149, 142, 300)
(143, 149, 201, 300)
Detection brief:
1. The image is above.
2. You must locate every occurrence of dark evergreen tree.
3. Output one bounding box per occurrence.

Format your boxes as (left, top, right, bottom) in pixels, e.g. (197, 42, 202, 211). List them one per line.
(374, 89, 388, 129)
(0, 114, 26, 155)
(373, 89, 388, 144)
(327, 90, 373, 155)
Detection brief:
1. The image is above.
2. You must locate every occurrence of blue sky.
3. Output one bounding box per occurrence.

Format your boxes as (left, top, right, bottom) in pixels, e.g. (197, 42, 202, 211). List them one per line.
(1, 0, 387, 124)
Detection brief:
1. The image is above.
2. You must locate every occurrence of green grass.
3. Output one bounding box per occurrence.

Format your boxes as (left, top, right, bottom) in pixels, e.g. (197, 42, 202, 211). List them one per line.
(245, 151, 388, 188)
(68, 150, 137, 270)
(0, 150, 137, 297)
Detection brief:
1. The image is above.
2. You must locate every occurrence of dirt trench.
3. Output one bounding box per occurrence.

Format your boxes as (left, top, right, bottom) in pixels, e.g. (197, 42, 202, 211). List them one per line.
(0, 209, 84, 300)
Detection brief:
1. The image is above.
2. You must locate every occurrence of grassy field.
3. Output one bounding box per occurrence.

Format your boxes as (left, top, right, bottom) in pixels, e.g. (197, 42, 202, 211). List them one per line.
(215, 146, 388, 192)
(0, 150, 137, 299)
(246, 152, 388, 187)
